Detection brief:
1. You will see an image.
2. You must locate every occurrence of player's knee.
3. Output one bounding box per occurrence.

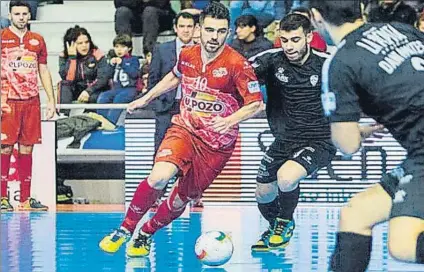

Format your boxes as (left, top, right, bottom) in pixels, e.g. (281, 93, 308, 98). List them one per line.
(388, 222, 422, 262)
(18, 145, 33, 155)
(1, 145, 13, 155)
(148, 172, 171, 190)
(255, 183, 277, 203)
(388, 237, 416, 262)
(277, 178, 298, 192)
(339, 201, 363, 231)
(276, 170, 300, 192)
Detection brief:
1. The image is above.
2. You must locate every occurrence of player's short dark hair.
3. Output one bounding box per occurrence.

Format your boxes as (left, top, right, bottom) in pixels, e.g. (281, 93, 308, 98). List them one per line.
(113, 34, 133, 48)
(200, 1, 230, 26)
(279, 13, 313, 34)
(235, 15, 261, 36)
(291, 7, 312, 19)
(174, 12, 195, 26)
(309, 0, 363, 26)
(9, 0, 31, 13)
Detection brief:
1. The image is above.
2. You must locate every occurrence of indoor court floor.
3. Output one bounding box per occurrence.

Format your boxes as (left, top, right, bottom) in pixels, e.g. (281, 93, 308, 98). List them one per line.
(2, 205, 424, 272)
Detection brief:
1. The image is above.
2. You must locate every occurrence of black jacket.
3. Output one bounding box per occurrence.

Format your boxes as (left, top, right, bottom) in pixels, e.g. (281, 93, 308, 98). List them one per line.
(231, 36, 273, 60)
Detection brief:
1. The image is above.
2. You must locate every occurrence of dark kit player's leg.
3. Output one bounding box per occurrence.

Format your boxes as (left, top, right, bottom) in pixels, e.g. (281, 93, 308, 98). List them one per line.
(330, 159, 424, 272)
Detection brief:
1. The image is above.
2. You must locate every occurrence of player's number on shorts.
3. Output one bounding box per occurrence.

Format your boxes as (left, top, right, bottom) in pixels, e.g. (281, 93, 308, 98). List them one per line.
(411, 57, 424, 71)
(195, 77, 208, 91)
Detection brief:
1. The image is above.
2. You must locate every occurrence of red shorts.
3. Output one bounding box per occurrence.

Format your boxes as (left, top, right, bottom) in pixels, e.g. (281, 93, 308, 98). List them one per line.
(155, 125, 234, 201)
(1, 96, 41, 145)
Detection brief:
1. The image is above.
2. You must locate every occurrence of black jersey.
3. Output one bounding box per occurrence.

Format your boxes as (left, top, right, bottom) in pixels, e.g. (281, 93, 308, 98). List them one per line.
(322, 22, 424, 154)
(250, 48, 331, 141)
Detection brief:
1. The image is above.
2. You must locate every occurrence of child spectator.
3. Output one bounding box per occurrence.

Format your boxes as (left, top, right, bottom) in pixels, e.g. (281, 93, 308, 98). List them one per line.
(97, 34, 140, 125)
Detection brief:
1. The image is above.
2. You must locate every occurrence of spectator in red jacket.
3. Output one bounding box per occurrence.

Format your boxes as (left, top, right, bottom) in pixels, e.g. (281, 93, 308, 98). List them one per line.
(274, 7, 327, 52)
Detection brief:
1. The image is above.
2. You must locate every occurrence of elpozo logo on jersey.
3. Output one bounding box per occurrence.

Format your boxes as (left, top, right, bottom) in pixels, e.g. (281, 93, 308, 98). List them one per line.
(212, 67, 228, 78)
(184, 91, 225, 115)
(9, 56, 37, 71)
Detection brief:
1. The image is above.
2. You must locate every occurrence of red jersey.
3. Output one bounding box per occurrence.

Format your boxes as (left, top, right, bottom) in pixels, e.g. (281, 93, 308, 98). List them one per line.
(1, 27, 47, 100)
(172, 44, 262, 149)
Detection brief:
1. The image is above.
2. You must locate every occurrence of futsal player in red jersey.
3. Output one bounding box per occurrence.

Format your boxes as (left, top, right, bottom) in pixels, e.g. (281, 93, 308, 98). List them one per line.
(99, 2, 263, 257)
(1, 0, 56, 212)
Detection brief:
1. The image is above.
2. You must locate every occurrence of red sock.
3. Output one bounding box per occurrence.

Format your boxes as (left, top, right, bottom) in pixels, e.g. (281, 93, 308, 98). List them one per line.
(1, 154, 11, 198)
(141, 200, 188, 235)
(121, 178, 163, 233)
(141, 187, 189, 235)
(17, 154, 32, 202)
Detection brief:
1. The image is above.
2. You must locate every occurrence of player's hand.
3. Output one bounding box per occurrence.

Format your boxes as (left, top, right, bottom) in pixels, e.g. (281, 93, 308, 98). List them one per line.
(360, 123, 385, 140)
(127, 97, 149, 114)
(45, 102, 56, 120)
(1, 102, 11, 115)
(66, 41, 77, 56)
(211, 116, 233, 134)
(77, 91, 90, 103)
(115, 58, 122, 65)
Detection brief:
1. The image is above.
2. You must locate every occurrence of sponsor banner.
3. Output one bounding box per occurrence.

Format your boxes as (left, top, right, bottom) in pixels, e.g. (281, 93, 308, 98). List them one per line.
(125, 118, 404, 203)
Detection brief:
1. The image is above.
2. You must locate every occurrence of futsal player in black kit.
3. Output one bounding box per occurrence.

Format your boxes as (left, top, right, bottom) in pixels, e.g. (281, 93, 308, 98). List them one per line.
(248, 13, 338, 251)
(309, 1, 424, 271)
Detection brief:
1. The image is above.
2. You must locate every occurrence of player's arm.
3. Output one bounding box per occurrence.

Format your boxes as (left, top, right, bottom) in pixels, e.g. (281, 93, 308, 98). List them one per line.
(212, 61, 264, 133)
(127, 71, 180, 113)
(38, 36, 56, 119)
(322, 57, 363, 155)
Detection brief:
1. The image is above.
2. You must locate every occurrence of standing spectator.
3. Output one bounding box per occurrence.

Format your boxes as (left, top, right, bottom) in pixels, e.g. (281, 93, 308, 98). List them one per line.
(148, 12, 196, 153)
(231, 15, 273, 59)
(58, 26, 110, 115)
(97, 34, 140, 125)
(368, 0, 418, 25)
(114, 0, 176, 56)
(1, 0, 56, 211)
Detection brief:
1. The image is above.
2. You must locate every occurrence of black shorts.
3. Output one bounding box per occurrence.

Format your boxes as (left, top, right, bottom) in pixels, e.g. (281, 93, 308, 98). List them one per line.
(381, 154, 424, 220)
(256, 139, 337, 184)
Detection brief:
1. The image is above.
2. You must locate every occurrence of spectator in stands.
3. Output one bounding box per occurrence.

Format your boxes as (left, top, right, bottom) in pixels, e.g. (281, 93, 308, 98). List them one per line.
(148, 12, 195, 153)
(231, 15, 273, 59)
(58, 26, 110, 115)
(229, 0, 276, 42)
(148, 12, 203, 208)
(418, 7, 424, 32)
(368, 0, 418, 25)
(274, 7, 327, 52)
(114, 0, 176, 57)
(96, 34, 140, 125)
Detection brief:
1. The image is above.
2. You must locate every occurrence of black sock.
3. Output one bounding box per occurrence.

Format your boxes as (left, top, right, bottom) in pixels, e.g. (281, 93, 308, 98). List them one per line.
(277, 186, 300, 221)
(330, 232, 372, 272)
(417, 232, 424, 264)
(258, 198, 279, 226)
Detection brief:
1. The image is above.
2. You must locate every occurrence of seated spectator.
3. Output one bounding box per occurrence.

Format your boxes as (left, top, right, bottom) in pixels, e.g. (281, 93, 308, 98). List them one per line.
(114, 0, 176, 57)
(97, 34, 140, 125)
(274, 7, 328, 52)
(229, 0, 276, 41)
(231, 15, 273, 59)
(58, 26, 110, 115)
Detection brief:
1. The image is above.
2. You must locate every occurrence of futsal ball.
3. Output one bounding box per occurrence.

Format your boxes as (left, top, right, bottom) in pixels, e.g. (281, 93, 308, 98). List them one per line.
(195, 231, 234, 266)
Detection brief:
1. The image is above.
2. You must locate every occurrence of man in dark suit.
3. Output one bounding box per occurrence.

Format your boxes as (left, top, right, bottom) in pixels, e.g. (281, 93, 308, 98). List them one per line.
(148, 12, 204, 207)
(148, 12, 196, 153)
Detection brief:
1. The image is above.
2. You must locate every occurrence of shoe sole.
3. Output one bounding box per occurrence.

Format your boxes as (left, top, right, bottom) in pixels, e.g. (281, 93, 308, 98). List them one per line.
(16, 208, 48, 211)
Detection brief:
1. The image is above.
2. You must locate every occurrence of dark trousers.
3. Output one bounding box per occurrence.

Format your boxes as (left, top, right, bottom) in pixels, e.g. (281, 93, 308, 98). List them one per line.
(59, 81, 101, 115)
(115, 6, 175, 55)
(154, 100, 180, 154)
